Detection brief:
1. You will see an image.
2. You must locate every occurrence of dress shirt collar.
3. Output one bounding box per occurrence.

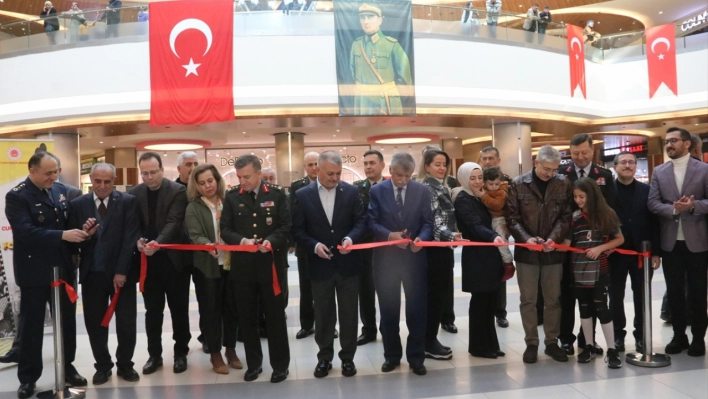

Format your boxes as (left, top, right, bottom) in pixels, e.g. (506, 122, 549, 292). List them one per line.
(575, 164, 591, 177)
(317, 179, 336, 192)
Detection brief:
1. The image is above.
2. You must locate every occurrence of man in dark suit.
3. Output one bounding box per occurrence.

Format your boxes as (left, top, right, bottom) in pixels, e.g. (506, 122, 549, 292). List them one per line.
(608, 152, 661, 354)
(368, 152, 434, 376)
(289, 152, 320, 339)
(292, 151, 367, 378)
(648, 127, 708, 356)
(129, 152, 191, 375)
(69, 163, 141, 384)
(221, 155, 291, 383)
(557, 133, 615, 355)
(353, 150, 386, 345)
(0, 171, 82, 366)
(4, 152, 88, 398)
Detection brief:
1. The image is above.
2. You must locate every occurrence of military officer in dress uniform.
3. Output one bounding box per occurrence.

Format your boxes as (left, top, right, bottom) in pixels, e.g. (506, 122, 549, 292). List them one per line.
(350, 3, 412, 115)
(221, 155, 290, 384)
(4, 152, 89, 399)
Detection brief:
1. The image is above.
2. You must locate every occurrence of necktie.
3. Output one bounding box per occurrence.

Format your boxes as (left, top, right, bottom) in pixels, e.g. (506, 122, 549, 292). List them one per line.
(98, 198, 107, 219)
(579, 169, 585, 178)
(395, 187, 404, 218)
(43, 189, 53, 204)
(249, 191, 256, 202)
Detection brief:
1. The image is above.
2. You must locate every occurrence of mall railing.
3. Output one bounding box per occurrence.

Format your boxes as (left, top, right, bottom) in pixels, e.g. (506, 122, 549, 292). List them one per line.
(0, 2, 704, 62)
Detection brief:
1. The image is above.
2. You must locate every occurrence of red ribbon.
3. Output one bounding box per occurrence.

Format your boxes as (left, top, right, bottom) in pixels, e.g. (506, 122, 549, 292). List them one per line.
(49, 279, 79, 303)
(140, 243, 281, 296)
(337, 240, 649, 267)
(101, 287, 121, 327)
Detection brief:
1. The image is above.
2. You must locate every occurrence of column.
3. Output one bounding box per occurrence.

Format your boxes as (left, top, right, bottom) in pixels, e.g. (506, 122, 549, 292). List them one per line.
(35, 131, 80, 188)
(274, 132, 305, 188)
(442, 138, 463, 177)
(105, 147, 138, 187)
(492, 122, 532, 179)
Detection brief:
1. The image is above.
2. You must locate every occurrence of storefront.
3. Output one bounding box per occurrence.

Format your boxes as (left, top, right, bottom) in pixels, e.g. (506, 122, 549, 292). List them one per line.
(600, 143, 650, 183)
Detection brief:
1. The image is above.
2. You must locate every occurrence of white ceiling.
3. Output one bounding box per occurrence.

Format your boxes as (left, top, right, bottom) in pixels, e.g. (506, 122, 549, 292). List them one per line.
(557, 0, 708, 28)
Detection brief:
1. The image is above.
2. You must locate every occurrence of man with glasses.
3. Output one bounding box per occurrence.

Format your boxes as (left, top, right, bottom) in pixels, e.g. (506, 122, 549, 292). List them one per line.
(506, 145, 572, 364)
(648, 128, 708, 357)
(129, 152, 192, 374)
(608, 152, 661, 353)
(557, 133, 615, 356)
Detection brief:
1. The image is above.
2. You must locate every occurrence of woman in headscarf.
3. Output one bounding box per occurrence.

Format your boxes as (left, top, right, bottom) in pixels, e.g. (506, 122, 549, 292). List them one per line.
(453, 162, 505, 359)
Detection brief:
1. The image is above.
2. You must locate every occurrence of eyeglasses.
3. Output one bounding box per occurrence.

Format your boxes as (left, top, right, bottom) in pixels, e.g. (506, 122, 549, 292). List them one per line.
(616, 160, 637, 166)
(140, 169, 161, 178)
(538, 166, 559, 175)
(664, 138, 685, 145)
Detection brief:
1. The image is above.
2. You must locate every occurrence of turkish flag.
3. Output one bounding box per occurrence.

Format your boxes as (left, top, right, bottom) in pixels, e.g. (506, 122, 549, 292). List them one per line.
(646, 24, 678, 98)
(149, 0, 234, 125)
(566, 24, 586, 98)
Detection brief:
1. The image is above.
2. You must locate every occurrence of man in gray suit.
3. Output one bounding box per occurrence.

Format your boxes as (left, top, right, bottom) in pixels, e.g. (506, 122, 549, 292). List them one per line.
(648, 127, 708, 357)
(129, 152, 191, 374)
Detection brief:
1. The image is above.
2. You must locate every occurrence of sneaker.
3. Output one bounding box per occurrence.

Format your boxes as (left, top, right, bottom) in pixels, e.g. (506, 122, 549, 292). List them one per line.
(605, 348, 622, 369)
(425, 340, 452, 360)
(577, 345, 595, 363)
(522, 345, 538, 364)
(544, 343, 569, 362)
(665, 335, 690, 354)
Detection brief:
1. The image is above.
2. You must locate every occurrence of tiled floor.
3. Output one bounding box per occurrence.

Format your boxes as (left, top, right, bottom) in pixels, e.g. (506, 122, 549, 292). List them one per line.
(0, 252, 706, 399)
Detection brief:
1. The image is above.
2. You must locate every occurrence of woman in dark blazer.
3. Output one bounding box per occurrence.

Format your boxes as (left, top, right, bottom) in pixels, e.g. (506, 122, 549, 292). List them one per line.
(185, 164, 242, 374)
(453, 162, 505, 359)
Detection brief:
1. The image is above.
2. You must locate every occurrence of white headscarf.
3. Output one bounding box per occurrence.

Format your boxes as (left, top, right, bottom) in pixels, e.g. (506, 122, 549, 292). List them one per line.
(451, 162, 482, 202)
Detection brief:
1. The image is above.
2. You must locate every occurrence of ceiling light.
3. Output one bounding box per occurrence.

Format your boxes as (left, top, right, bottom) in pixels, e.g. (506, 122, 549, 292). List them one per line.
(369, 134, 439, 145)
(659, 11, 663, 14)
(99, 141, 103, 144)
(333, 135, 336, 137)
(138, 139, 210, 151)
(336, 129, 340, 132)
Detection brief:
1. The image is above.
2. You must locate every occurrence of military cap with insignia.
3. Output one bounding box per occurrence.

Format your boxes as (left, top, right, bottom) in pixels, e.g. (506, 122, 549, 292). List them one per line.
(359, 3, 382, 17)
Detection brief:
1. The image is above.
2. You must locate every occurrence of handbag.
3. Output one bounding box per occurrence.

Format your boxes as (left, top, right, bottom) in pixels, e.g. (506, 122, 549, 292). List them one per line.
(501, 262, 515, 281)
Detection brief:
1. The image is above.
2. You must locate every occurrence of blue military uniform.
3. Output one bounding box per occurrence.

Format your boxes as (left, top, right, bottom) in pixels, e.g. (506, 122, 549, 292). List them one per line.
(4, 177, 78, 385)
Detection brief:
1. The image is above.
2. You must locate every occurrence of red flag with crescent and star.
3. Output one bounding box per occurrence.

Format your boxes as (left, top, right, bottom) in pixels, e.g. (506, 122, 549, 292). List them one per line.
(645, 24, 678, 98)
(566, 24, 586, 98)
(149, 0, 234, 125)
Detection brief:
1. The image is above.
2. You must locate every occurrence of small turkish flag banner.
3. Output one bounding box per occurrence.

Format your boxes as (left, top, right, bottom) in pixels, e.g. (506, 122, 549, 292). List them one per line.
(566, 24, 586, 99)
(149, 0, 234, 125)
(645, 24, 677, 98)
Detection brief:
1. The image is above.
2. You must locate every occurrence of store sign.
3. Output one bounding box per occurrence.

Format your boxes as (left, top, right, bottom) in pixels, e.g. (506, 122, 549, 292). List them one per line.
(680, 10, 708, 32)
(602, 144, 647, 158)
(80, 158, 97, 175)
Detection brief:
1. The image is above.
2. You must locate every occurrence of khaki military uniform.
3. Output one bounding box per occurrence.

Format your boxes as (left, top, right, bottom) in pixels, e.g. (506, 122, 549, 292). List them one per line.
(349, 30, 412, 115)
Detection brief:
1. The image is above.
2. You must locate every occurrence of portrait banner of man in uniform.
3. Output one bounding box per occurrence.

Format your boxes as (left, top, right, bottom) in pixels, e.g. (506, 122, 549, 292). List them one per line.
(335, 0, 416, 116)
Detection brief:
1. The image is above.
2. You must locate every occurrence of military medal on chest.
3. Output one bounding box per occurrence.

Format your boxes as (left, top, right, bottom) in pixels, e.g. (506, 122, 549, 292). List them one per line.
(371, 48, 376, 64)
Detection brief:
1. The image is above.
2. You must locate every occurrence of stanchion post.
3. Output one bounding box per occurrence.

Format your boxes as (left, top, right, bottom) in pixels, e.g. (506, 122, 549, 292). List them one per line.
(37, 267, 86, 399)
(626, 241, 671, 368)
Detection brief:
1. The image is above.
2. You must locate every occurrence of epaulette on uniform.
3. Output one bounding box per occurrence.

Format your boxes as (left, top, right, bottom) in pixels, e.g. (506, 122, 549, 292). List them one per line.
(12, 182, 26, 192)
(229, 184, 241, 192)
(385, 36, 398, 42)
(266, 183, 283, 191)
(353, 179, 365, 185)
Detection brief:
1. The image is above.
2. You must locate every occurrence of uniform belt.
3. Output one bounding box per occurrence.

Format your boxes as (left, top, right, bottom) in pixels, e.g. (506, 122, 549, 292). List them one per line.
(355, 81, 398, 94)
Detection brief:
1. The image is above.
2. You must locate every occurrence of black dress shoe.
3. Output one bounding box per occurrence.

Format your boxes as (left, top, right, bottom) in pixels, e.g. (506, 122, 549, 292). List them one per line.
(687, 339, 706, 357)
(117, 367, 140, 382)
(561, 343, 575, 356)
(381, 360, 400, 372)
(271, 369, 289, 383)
(202, 341, 209, 354)
(142, 356, 163, 375)
(296, 328, 315, 339)
(65, 367, 88, 387)
(496, 351, 506, 357)
(441, 323, 458, 334)
(341, 360, 357, 377)
(357, 333, 376, 346)
(17, 383, 35, 399)
(92, 370, 112, 385)
(313, 360, 332, 378)
(334, 329, 339, 339)
(411, 364, 427, 376)
(173, 356, 188, 373)
(496, 317, 509, 328)
(0, 349, 19, 364)
(470, 351, 498, 359)
(244, 367, 262, 382)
